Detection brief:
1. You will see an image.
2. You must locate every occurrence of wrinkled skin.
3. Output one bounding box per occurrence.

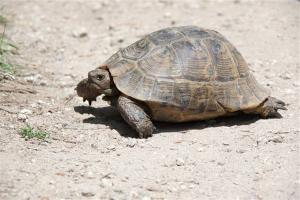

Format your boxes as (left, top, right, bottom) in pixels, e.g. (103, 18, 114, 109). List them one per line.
(76, 68, 117, 105)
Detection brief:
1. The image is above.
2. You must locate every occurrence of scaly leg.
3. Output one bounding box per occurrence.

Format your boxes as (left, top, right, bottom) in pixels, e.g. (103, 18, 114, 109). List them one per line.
(117, 95, 155, 138)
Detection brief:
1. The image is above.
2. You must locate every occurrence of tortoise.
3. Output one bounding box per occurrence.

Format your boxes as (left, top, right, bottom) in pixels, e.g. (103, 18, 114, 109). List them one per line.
(76, 26, 286, 138)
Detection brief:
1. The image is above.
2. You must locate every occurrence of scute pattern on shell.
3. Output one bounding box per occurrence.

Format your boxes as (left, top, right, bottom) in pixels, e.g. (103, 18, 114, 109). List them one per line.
(101, 26, 269, 121)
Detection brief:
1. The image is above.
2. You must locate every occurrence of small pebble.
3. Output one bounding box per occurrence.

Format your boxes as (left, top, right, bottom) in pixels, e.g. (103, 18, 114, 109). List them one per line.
(20, 109, 33, 115)
(81, 192, 95, 197)
(86, 171, 94, 179)
(176, 158, 185, 166)
(39, 80, 48, 86)
(107, 145, 116, 151)
(197, 147, 204, 152)
(180, 184, 187, 190)
(127, 139, 137, 148)
(117, 38, 124, 43)
(101, 178, 113, 187)
(146, 185, 162, 192)
(72, 28, 88, 38)
(279, 72, 292, 80)
(285, 89, 295, 94)
(236, 149, 247, 154)
(17, 113, 28, 121)
(24, 74, 42, 84)
(292, 82, 300, 87)
(142, 196, 151, 200)
(130, 191, 139, 198)
(164, 12, 171, 18)
(91, 143, 97, 149)
(268, 135, 284, 143)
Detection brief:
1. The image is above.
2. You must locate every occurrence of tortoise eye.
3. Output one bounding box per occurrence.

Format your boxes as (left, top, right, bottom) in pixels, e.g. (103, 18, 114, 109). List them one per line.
(96, 74, 105, 81)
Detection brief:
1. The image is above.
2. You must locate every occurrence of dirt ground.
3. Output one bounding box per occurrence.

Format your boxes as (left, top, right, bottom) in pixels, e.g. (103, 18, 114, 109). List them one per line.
(0, 0, 299, 199)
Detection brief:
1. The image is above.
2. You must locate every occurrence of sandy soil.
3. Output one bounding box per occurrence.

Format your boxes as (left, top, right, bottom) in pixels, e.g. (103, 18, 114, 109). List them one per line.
(0, 0, 299, 199)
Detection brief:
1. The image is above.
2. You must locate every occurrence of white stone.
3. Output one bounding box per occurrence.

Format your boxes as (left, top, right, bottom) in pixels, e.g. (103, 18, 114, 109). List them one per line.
(17, 113, 28, 121)
(20, 109, 33, 115)
(176, 158, 185, 166)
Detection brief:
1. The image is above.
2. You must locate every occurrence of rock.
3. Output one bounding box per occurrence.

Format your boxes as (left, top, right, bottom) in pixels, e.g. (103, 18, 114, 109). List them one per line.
(96, 16, 103, 20)
(20, 109, 33, 115)
(280, 72, 292, 80)
(24, 74, 42, 84)
(293, 82, 300, 87)
(37, 100, 47, 105)
(107, 145, 116, 151)
(117, 38, 124, 43)
(236, 149, 247, 154)
(265, 81, 274, 87)
(224, 148, 232, 153)
(39, 80, 47, 86)
(268, 135, 284, 143)
(127, 139, 137, 147)
(103, 48, 109, 55)
(168, 187, 177, 192)
(72, 28, 88, 38)
(81, 192, 95, 197)
(176, 158, 185, 166)
(285, 89, 295, 94)
(108, 25, 115, 31)
(86, 171, 95, 179)
(142, 196, 151, 200)
(55, 172, 65, 176)
(146, 185, 162, 192)
(129, 191, 139, 198)
(217, 161, 225, 166)
(164, 12, 171, 18)
(17, 113, 28, 121)
(180, 184, 187, 190)
(197, 147, 204, 152)
(101, 178, 113, 187)
(91, 143, 97, 149)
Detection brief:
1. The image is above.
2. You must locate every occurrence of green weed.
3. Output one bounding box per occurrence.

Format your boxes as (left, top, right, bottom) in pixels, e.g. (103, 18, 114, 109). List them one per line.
(0, 15, 17, 73)
(0, 15, 7, 24)
(20, 126, 50, 140)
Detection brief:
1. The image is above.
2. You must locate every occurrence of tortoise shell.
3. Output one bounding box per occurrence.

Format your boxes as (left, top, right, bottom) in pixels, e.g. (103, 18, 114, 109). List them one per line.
(101, 26, 269, 122)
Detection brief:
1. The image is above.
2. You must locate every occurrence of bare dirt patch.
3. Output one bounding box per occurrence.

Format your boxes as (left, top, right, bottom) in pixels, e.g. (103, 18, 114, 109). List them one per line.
(0, 0, 299, 199)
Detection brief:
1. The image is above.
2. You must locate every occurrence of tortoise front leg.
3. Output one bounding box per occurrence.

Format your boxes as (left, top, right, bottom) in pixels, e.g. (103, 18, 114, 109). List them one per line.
(117, 95, 155, 138)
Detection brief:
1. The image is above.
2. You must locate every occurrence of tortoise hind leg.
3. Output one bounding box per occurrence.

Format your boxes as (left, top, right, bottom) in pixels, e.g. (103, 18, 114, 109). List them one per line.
(117, 95, 155, 138)
(249, 97, 287, 118)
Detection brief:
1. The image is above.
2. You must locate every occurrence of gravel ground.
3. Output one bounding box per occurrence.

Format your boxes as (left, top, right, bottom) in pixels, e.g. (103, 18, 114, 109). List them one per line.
(0, 0, 299, 199)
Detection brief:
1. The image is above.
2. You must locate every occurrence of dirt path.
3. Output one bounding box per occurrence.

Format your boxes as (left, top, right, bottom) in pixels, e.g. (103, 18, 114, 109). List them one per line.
(0, 0, 299, 199)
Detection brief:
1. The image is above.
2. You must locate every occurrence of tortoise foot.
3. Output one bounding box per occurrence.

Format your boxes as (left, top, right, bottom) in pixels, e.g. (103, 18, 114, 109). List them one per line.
(259, 97, 287, 118)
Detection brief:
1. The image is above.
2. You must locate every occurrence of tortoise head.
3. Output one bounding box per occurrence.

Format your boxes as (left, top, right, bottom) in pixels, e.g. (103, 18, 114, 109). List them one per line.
(76, 68, 112, 105)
